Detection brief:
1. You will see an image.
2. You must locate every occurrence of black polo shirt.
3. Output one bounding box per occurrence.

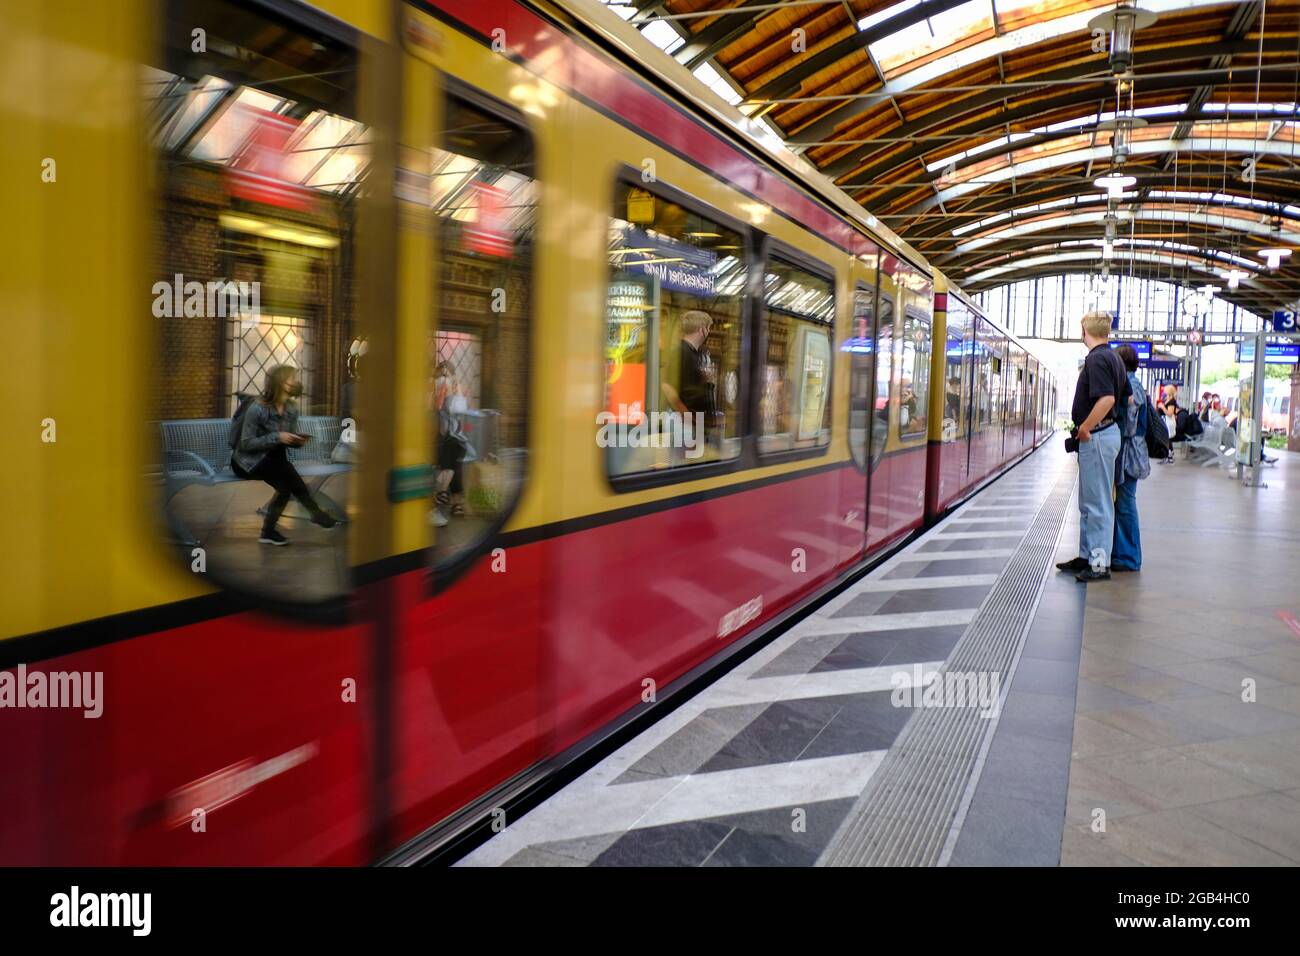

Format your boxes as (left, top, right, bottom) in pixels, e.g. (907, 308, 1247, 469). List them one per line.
(1071, 343, 1128, 427)
(679, 339, 716, 416)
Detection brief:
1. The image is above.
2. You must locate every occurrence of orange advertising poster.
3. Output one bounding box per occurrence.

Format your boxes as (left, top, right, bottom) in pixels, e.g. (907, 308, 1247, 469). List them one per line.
(606, 362, 646, 424)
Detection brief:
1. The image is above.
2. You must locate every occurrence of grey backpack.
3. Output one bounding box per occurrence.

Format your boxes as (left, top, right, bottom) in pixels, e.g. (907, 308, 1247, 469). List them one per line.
(228, 393, 256, 450)
(1120, 393, 1151, 481)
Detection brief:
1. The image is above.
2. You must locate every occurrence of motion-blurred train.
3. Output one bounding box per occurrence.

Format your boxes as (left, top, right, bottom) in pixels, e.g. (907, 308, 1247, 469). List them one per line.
(1, 0, 1055, 864)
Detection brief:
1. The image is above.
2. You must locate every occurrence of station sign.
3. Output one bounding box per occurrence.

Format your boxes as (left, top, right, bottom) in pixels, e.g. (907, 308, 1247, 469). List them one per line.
(1271, 309, 1298, 333)
(1237, 341, 1300, 365)
(612, 226, 718, 295)
(1110, 340, 1152, 361)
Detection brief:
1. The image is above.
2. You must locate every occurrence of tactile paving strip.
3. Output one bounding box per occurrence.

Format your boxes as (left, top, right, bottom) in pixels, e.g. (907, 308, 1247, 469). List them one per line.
(817, 465, 1077, 867)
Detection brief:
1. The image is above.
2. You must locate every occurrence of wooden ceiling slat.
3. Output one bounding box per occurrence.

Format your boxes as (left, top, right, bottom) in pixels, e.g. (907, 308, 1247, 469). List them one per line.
(653, 0, 1300, 312)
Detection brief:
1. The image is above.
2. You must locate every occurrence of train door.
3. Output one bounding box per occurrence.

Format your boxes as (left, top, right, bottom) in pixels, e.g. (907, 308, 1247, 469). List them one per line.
(5, 0, 402, 865)
(1010, 344, 1027, 457)
(388, 15, 548, 854)
(971, 317, 993, 483)
(893, 266, 932, 537)
(991, 332, 1007, 465)
(865, 263, 896, 551)
(848, 257, 881, 557)
(959, 303, 978, 492)
(936, 294, 973, 507)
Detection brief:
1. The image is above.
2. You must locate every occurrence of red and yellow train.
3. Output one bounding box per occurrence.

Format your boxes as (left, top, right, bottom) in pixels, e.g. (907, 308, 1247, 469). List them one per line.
(0, 0, 1055, 864)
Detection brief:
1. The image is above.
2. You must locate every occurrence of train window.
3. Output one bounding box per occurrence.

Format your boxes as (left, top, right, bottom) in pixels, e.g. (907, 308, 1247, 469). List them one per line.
(898, 307, 931, 441)
(974, 325, 993, 431)
(605, 180, 746, 479)
(1011, 363, 1024, 424)
(990, 353, 1004, 426)
(942, 305, 969, 441)
(758, 257, 834, 455)
(427, 93, 534, 570)
(847, 282, 877, 470)
(873, 292, 896, 468)
(151, 0, 363, 605)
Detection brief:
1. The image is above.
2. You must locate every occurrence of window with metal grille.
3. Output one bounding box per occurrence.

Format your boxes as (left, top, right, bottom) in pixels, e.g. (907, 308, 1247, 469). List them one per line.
(153, 0, 361, 607)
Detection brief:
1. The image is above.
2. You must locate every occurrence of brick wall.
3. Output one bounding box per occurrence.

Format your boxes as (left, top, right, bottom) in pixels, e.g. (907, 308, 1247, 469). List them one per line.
(155, 164, 350, 421)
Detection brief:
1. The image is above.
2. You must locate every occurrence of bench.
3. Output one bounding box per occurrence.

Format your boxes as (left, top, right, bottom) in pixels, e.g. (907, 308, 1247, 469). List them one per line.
(160, 415, 351, 500)
(1185, 419, 1237, 469)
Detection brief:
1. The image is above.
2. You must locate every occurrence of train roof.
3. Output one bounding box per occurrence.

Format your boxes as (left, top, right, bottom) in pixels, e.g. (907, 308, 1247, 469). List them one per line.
(546, 0, 930, 270)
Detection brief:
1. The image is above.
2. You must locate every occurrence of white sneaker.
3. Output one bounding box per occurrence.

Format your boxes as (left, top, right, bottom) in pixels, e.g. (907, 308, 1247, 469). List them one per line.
(429, 509, 448, 527)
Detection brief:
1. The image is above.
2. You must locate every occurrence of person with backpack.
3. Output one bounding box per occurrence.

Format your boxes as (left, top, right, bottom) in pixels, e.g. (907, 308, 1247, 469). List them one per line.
(1055, 311, 1129, 583)
(1111, 345, 1148, 572)
(230, 364, 337, 546)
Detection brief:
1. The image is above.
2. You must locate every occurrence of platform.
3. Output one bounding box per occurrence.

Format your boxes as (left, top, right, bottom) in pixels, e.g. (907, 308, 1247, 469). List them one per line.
(457, 443, 1300, 867)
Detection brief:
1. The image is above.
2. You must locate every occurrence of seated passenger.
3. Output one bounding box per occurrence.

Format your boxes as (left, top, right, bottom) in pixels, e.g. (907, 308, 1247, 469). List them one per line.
(231, 365, 337, 546)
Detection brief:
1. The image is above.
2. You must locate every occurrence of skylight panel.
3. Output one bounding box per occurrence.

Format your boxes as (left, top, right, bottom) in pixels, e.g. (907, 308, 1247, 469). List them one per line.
(641, 19, 685, 54)
(858, 0, 921, 33)
(872, 0, 992, 71)
(602, 2, 637, 20)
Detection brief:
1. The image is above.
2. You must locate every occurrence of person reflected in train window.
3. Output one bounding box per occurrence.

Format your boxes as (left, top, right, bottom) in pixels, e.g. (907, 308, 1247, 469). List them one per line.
(663, 309, 718, 421)
(944, 376, 962, 421)
(430, 361, 471, 528)
(231, 365, 338, 546)
(333, 339, 365, 465)
(899, 377, 921, 434)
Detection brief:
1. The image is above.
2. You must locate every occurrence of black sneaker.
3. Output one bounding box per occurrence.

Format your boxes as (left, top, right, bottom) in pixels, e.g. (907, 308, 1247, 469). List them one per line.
(1075, 568, 1111, 582)
(311, 511, 338, 529)
(1055, 557, 1089, 572)
(259, 529, 290, 546)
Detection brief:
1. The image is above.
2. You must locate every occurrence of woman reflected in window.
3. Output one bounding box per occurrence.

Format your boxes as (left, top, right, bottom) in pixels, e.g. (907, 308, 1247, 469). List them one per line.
(231, 365, 338, 546)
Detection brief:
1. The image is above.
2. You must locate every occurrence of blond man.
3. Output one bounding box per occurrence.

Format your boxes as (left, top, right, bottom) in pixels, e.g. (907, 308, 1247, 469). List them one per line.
(1055, 311, 1129, 582)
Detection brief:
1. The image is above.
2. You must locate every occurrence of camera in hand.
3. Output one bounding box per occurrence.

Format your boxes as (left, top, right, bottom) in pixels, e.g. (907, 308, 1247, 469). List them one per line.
(1064, 428, 1079, 454)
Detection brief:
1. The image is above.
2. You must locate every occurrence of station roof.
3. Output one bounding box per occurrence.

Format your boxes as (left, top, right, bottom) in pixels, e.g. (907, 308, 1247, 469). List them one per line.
(612, 0, 1300, 318)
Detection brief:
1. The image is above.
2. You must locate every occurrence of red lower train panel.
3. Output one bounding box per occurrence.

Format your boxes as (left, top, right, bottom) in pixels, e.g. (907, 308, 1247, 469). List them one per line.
(0, 615, 373, 865)
(0, 435, 1045, 865)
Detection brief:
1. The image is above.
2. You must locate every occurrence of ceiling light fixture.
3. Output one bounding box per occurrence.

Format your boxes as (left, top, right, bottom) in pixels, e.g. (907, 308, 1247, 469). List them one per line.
(1260, 247, 1292, 270)
(1096, 116, 1148, 164)
(1221, 269, 1249, 289)
(1095, 172, 1137, 198)
(1088, 3, 1158, 76)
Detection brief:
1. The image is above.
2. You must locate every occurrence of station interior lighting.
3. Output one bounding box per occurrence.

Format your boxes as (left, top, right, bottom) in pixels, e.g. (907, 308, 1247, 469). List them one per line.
(1094, 173, 1136, 198)
(1260, 247, 1293, 270)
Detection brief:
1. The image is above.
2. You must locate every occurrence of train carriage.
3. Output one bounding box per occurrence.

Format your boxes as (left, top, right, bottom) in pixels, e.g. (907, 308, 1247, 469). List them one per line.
(0, 0, 1053, 865)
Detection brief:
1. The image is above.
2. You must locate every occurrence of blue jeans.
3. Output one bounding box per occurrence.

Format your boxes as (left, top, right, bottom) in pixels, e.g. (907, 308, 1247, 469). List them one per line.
(1112, 471, 1141, 570)
(1077, 424, 1122, 567)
